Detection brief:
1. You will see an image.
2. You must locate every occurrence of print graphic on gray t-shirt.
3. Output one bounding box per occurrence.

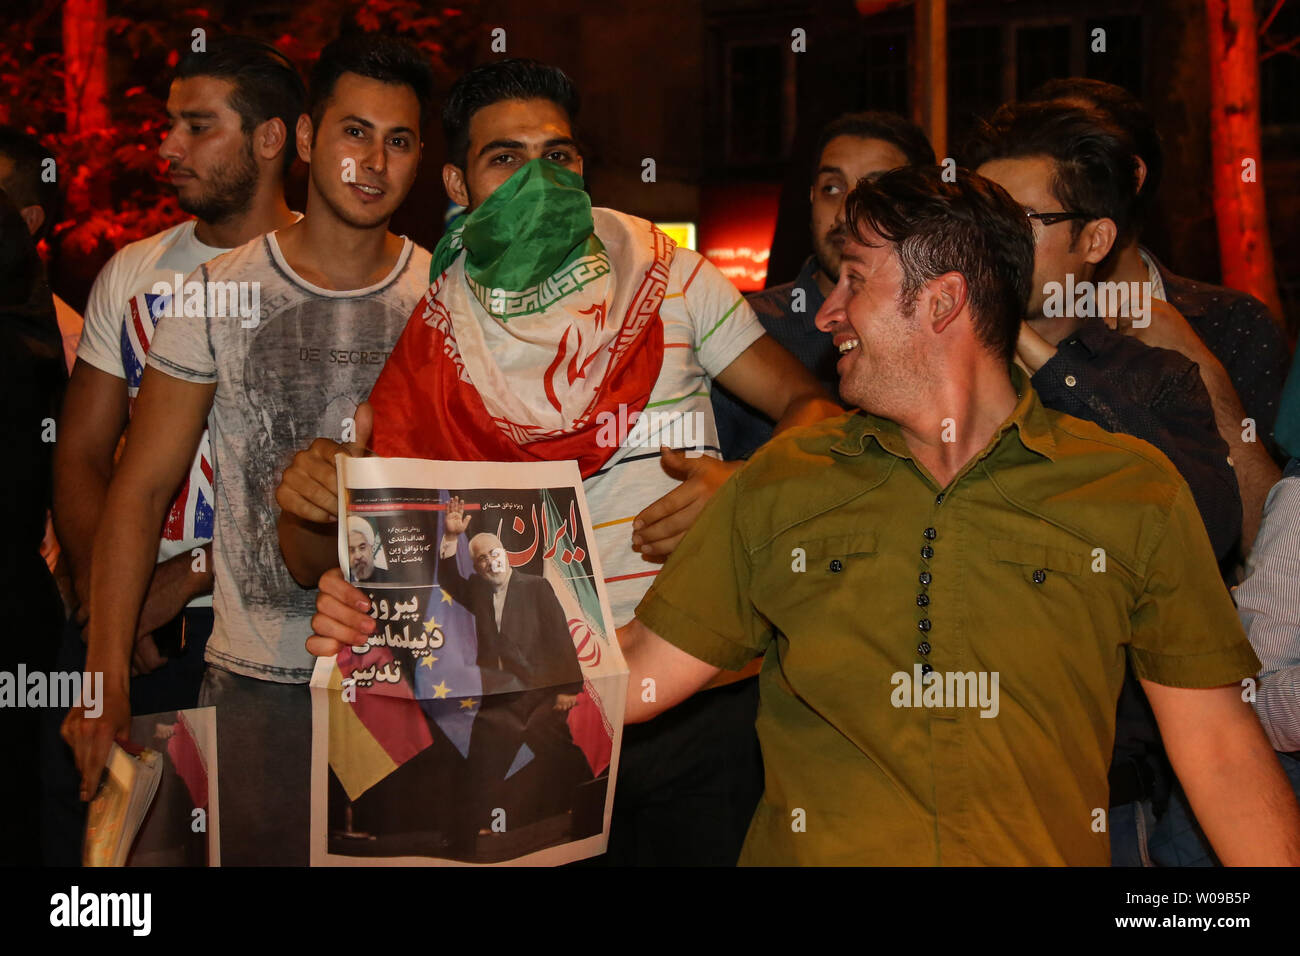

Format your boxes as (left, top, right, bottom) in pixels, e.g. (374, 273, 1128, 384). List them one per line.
(147, 232, 433, 682)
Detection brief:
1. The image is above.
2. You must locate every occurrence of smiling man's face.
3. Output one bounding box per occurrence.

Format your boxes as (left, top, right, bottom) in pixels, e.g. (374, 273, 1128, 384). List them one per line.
(304, 72, 422, 230)
(813, 225, 920, 417)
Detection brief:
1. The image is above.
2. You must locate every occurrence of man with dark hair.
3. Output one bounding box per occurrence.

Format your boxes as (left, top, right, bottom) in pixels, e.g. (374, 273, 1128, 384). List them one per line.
(969, 101, 1255, 869)
(1032, 78, 1292, 484)
(284, 58, 841, 866)
(713, 110, 935, 460)
(63, 33, 433, 865)
(968, 102, 1240, 561)
(309, 32, 437, 132)
(45, 34, 305, 865)
(0, 126, 81, 370)
(609, 165, 1300, 866)
(440, 57, 579, 172)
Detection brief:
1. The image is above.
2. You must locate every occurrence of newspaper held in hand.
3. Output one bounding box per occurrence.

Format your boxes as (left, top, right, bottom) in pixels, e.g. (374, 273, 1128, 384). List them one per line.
(82, 708, 220, 867)
(311, 456, 628, 866)
(83, 743, 162, 867)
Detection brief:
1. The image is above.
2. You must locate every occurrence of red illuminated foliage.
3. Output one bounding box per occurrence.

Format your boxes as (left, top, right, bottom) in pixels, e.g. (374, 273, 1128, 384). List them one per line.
(0, 0, 475, 283)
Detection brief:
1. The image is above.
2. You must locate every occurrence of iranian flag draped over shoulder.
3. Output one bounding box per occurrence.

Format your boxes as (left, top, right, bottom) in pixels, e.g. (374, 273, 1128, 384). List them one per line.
(370, 158, 672, 475)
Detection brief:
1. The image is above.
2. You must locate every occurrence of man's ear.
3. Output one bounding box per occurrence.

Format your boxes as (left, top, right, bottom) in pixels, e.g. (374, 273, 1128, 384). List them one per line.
(927, 271, 968, 334)
(1079, 218, 1117, 265)
(254, 116, 290, 168)
(295, 113, 314, 165)
(1134, 155, 1148, 194)
(443, 163, 470, 208)
(18, 204, 44, 237)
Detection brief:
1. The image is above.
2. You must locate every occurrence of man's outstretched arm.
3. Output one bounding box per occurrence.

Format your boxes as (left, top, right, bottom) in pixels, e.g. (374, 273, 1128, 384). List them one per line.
(61, 367, 215, 799)
(1143, 678, 1300, 865)
(618, 618, 722, 724)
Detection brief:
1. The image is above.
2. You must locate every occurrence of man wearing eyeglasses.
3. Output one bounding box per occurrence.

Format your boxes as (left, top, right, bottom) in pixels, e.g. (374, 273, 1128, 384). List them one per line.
(970, 102, 1245, 868)
(969, 102, 1240, 562)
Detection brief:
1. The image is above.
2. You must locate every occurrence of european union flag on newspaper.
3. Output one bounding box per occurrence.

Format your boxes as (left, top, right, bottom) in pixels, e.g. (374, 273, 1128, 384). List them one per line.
(413, 490, 483, 756)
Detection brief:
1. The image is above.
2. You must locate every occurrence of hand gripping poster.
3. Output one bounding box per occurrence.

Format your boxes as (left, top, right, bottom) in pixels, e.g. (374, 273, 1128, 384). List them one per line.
(309, 458, 627, 865)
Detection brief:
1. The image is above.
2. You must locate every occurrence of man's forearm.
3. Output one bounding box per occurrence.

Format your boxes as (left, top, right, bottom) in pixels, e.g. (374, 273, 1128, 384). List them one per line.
(1198, 356, 1280, 555)
(1158, 687, 1300, 865)
(86, 485, 176, 695)
(278, 511, 339, 587)
(51, 454, 113, 604)
(1181, 733, 1300, 865)
(618, 618, 722, 724)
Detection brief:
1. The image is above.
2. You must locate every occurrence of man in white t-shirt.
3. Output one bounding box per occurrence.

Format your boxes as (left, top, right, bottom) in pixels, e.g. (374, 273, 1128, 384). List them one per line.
(43, 36, 305, 865)
(63, 33, 437, 866)
(281, 60, 843, 866)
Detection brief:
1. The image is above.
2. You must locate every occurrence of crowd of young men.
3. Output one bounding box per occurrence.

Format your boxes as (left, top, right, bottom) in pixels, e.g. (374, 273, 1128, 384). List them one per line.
(12, 30, 1296, 867)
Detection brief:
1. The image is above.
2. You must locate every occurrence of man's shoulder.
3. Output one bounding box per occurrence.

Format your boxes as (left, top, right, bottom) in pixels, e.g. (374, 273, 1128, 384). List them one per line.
(745, 278, 799, 308)
(1040, 401, 1187, 487)
(1158, 263, 1277, 325)
(200, 233, 271, 279)
(94, 220, 197, 288)
(388, 240, 433, 306)
(743, 278, 802, 324)
(733, 413, 879, 498)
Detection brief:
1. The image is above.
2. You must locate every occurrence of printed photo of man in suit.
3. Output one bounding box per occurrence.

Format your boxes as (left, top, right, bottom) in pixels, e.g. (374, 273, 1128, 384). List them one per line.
(437, 495, 592, 843)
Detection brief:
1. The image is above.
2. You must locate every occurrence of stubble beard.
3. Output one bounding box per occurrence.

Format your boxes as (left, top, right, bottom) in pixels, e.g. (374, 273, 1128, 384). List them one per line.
(178, 136, 260, 226)
(811, 221, 842, 284)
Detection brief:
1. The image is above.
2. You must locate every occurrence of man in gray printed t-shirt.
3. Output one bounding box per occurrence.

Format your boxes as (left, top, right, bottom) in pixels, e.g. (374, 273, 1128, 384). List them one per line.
(66, 34, 437, 865)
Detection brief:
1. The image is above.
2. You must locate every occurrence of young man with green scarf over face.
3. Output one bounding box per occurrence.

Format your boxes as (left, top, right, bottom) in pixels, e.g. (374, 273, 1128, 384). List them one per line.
(279, 59, 843, 864)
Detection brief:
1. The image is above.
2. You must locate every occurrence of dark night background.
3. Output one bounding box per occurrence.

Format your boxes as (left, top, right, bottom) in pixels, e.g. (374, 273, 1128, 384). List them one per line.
(3, 0, 1297, 337)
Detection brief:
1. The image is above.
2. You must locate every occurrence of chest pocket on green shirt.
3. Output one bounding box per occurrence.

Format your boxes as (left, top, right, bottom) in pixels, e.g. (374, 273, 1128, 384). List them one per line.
(801, 531, 879, 575)
(989, 537, 1087, 582)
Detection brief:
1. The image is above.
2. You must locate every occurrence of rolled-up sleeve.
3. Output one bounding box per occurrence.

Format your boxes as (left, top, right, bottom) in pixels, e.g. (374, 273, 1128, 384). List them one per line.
(1128, 482, 1261, 687)
(634, 470, 772, 670)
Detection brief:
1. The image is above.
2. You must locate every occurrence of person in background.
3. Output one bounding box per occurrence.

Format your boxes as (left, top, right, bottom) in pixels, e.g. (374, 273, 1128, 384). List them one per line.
(968, 102, 1250, 867)
(712, 111, 935, 460)
(0, 127, 80, 616)
(43, 35, 306, 865)
(1148, 458, 1300, 865)
(1031, 77, 1292, 477)
(0, 190, 66, 865)
(968, 102, 1240, 560)
(0, 126, 81, 372)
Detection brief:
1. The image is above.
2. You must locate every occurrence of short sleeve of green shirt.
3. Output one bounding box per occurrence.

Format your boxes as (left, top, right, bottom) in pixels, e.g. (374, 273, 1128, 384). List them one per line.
(635, 471, 771, 670)
(1128, 482, 1260, 687)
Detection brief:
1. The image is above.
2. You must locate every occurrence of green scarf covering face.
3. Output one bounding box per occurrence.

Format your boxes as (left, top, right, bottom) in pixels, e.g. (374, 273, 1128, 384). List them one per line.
(429, 158, 603, 296)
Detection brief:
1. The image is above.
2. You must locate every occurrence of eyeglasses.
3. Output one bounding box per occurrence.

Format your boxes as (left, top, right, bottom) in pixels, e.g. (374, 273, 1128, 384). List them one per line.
(1026, 211, 1088, 226)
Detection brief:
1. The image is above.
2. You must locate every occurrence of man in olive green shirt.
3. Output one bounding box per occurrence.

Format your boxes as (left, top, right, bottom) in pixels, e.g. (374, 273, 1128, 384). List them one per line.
(620, 166, 1300, 865)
